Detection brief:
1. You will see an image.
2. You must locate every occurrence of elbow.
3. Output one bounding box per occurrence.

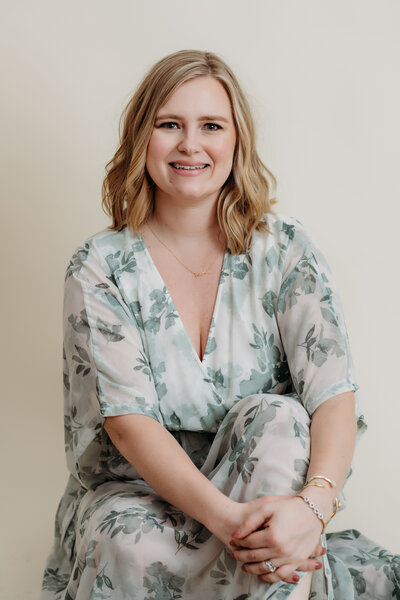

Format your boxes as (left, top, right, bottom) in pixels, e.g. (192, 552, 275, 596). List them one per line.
(103, 416, 123, 447)
(103, 413, 159, 448)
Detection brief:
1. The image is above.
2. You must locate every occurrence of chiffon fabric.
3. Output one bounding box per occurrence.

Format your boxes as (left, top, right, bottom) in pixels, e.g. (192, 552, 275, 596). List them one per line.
(41, 213, 399, 599)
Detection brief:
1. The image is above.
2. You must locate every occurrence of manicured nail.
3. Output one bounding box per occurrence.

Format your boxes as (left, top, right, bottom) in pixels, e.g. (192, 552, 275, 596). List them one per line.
(241, 565, 247, 571)
(293, 574, 300, 582)
(230, 552, 234, 558)
(315, 561, 322, 569)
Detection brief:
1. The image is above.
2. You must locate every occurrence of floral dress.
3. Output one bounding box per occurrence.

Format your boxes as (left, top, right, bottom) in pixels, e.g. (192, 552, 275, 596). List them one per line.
(41, 212, 400, 599)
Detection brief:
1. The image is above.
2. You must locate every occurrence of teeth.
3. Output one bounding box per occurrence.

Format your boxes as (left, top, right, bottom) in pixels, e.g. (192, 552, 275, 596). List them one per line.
(171, 163, 208, 170)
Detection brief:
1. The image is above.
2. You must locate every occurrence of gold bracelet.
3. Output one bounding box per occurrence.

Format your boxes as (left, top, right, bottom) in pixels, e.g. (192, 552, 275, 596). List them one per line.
(300, 482, 326, 493)
(306, 475, 336, 488)
(327, 497, 341, 523)
(300, 476, 341, 527)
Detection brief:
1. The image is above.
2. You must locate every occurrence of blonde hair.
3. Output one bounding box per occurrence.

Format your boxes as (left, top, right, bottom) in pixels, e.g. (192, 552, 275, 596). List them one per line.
(101, 49, 278, 254)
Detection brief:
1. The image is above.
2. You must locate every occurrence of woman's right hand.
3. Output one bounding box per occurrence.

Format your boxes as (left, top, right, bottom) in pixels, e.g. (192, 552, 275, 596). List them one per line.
(207, 495, 326, 585)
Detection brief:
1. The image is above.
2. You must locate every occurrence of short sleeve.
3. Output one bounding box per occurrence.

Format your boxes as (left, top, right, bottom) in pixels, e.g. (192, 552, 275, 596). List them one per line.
(276, 220, 367, 439)
(63, 241, 162, 476)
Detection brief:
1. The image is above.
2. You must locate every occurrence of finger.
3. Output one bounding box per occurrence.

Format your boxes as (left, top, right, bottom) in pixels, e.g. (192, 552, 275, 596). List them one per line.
(272, 564, 301, 582)
(282, 572, 302, 584)
(258, 571, 281, 583)
(258, 564, 299, 584)
(230, 529, 271, 550)
(232, 546, 276, 563)
(296, 558, 323, 572)
(310, 544, 327, 557)
(255, 557, 323, 583)
(231, 505, 274, 540)
(276, 559, 323, 585)
(246, 555, 323, 584)
(242, 558, 285, 578)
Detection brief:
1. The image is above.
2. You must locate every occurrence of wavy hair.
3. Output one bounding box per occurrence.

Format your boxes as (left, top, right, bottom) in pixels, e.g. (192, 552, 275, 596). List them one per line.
(101, 49, 278, 254)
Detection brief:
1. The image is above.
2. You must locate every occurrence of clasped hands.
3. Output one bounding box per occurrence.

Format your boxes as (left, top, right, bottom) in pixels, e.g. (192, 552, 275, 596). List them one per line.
(225, 494, 328, 585)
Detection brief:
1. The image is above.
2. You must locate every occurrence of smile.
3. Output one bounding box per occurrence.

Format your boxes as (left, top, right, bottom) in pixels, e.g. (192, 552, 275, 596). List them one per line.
(169, 163, 210, 175)
(170, 163, 209, 170)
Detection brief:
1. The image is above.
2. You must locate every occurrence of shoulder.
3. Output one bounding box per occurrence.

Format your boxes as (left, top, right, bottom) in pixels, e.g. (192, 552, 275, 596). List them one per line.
(64, 226, 142, 282)
(253, 212, 325, 279)
(255, 211, 316, 252)
(262, 212, 313, 244)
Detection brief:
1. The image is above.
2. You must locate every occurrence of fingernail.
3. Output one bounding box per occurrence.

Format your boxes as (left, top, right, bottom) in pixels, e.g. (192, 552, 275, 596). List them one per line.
(229, 552, 234, 559)
(293, 574, 300, 582)
(241, 565, 247, 571)
(315, 561, 322, 569)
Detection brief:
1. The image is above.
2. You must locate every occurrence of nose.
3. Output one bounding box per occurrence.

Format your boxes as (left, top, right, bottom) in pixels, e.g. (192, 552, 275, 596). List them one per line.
(176, 125, 202, 155)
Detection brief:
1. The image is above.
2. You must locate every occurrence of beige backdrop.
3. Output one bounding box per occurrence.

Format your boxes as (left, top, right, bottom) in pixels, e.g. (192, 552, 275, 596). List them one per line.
(1, 1, 399, 598)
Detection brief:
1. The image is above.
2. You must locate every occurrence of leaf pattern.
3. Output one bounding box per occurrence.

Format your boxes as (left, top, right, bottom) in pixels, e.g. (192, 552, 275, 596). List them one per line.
(143, 562, 185, 599)
(41, 215, 397, 600)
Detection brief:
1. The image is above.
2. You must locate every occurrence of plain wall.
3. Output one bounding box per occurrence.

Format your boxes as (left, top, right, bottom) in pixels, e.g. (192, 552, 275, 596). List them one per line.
(1, 1, 399, 598)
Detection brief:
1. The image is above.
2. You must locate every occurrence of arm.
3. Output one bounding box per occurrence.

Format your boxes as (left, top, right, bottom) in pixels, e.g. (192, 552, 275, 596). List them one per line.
(230, 220, 362, 580)
(104, 413, 241, 546)
(304, 390, 358, 516)
(230, 391, 358, 582)
(105, 412, 325, 583)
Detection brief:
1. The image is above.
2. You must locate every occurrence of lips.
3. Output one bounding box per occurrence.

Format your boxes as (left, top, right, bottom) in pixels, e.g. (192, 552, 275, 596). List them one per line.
(169, 161, 209, 166)
(169, 162, 209, 170)
(169, 162, 210, 172)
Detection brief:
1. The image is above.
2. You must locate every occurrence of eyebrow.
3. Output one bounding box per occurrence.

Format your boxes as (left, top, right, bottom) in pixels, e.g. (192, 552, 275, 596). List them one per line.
(155, 114, 231, 124)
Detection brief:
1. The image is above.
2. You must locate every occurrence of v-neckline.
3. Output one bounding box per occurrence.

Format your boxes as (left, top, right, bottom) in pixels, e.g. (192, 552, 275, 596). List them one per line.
(135, 230, 229, 368)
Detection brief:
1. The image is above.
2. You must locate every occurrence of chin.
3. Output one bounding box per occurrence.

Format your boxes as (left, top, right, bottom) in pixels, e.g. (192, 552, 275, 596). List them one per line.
(180, 190, 218, 202)
(163, 185, 216, 201)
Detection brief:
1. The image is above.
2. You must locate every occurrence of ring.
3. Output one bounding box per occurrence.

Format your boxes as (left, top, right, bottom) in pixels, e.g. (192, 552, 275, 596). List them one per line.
(263, 560, 277, 573)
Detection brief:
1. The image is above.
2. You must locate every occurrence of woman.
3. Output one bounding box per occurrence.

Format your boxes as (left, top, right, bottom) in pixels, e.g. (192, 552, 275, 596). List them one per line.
(41, 50, 399, 600)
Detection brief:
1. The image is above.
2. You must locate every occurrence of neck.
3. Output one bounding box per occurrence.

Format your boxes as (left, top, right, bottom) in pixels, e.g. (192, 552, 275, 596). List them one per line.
(147, 194, 223, 245)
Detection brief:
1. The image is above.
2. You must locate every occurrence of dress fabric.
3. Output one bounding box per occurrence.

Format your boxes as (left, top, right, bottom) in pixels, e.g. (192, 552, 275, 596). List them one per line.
(41, 212, 399, 599)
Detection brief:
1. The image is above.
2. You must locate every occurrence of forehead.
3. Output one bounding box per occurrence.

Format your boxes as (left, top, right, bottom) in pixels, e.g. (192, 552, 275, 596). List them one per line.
(157, 77, 233, 119)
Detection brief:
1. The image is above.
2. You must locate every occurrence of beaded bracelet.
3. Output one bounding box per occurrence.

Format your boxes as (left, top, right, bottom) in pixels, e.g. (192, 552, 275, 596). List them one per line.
(296, 495, 326, 532)
(299, 475, 341, 525)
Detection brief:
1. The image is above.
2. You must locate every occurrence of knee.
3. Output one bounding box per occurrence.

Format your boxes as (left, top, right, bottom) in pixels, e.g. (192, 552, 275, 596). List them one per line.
(234, 392, 311, 434)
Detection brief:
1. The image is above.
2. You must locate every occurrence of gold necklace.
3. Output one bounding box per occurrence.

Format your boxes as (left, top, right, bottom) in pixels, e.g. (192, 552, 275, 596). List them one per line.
(146, 222, 224, 278)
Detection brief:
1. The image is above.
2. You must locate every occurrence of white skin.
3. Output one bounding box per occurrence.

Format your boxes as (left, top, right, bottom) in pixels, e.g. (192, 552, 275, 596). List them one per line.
(105, 76, 358, 597)
(147, 77, 236, 206)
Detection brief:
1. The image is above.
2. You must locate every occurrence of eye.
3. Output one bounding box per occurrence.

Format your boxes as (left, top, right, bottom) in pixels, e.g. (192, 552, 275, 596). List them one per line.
(204, 123, 222, 131)
(156, 121, 222, 131)
(157, 122, 179, 129)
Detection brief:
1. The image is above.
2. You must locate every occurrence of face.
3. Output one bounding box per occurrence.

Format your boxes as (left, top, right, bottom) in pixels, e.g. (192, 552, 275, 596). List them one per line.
(145, 76, 237, 206)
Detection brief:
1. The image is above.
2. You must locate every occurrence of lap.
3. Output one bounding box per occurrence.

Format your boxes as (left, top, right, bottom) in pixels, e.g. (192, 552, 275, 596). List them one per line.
(78, 392, 312, 535)
(77, 480, 176, 549)
(69, 393, 313, 598)
(42, 394, 399, 599)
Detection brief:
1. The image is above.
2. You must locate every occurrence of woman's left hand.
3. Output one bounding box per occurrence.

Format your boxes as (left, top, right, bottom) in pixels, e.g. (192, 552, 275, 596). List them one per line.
(230, 493, 331, 583)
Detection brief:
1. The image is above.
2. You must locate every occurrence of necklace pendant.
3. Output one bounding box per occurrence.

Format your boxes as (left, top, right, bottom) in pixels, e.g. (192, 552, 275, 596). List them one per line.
(194, 270, 210, 277)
